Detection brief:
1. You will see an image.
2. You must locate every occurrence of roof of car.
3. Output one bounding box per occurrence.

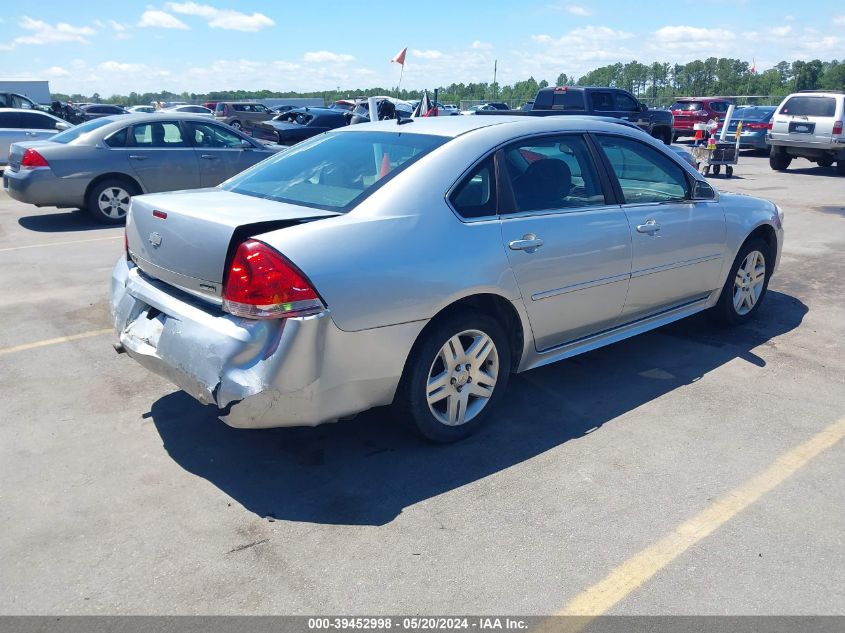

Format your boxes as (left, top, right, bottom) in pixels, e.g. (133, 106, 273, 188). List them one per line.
(340, 114, 653, 139)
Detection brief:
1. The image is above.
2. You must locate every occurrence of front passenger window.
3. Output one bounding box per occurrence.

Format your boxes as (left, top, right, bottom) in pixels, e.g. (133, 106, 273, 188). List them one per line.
(596, 136, 688, 204)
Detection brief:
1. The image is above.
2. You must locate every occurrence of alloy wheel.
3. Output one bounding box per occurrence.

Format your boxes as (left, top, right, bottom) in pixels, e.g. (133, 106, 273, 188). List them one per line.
(97, 187, 131, 219)
(426, 329, 499, 427)
(733, 250, 766, 316)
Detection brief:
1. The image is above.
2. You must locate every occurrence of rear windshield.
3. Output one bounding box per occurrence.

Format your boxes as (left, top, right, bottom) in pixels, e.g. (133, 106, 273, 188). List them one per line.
(49, 117, 113, 144)
(780, 96, 836, 117)
(221, 131, 447, 212)
(551, 91, 585, 111)
(735, 107, 776, 122)
(671, 102, 704, 111)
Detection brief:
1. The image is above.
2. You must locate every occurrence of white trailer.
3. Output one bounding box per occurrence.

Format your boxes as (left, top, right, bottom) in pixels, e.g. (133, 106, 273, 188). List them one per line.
(0, 80, 52, 105)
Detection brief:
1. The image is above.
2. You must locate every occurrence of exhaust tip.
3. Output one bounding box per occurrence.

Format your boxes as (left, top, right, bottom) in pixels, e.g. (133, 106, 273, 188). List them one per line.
(112, 341, 126, 354)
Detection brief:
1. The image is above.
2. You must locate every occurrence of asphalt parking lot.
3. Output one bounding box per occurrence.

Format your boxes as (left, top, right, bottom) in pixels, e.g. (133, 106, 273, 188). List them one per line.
(0, 152, 843, 616)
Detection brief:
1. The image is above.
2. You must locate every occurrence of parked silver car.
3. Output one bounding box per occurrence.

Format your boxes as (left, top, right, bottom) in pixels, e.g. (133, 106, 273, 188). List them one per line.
(111, 116, 784, 442)
(0, 108, 71, 167)
(3, 113, 282, 224)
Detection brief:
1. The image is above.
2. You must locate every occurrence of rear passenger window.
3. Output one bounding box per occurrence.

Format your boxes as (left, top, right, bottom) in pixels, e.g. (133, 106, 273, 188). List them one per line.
(596, 135, 689, 204)
(130, 122, 186, 147)
(105, 127, 128, 148)
(501, 135, 606, 213)
(19, 113, 54, 129)
(591, 92, 614, 112)
(450, 157, 497, 219)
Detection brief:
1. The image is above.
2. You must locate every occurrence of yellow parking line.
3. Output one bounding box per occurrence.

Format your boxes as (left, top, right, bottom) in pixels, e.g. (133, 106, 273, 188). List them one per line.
(559, 414, 845, 617)
(0, 328, 113, 356)
(0, 235, 121, 253)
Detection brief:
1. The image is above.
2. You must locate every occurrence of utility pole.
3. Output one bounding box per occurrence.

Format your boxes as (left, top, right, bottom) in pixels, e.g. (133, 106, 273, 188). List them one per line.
(492, 59, 498, 98)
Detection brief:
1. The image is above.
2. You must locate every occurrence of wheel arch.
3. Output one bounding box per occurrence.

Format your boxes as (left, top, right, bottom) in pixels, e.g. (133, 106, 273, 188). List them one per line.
(401, 292, 528, 381)
(745, 223, 778, 265)
(84, 172, 144, 206)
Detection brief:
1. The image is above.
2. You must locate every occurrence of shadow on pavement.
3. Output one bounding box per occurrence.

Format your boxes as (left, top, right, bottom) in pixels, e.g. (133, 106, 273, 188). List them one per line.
(148, 291, 807, 526)
(781, 165, 842, 177)
(18, 210, 112, 232)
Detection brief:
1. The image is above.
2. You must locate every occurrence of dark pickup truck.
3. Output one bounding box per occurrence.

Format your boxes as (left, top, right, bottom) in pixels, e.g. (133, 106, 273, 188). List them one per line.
(479, 86, 674, 145)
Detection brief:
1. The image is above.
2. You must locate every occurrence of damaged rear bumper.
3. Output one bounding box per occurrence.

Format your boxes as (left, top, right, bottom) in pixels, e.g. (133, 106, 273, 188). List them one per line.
(110, 258, 424, 428)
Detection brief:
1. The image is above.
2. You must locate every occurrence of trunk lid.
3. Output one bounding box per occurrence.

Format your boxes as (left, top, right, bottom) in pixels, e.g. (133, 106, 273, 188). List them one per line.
(127, 189, 339, 302)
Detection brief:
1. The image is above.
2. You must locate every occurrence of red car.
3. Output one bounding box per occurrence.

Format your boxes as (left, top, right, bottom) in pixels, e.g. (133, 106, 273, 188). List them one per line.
(671, 97, 734, 140)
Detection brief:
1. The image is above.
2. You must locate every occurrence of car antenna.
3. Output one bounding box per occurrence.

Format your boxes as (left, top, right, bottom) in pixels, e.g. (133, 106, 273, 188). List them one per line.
(397, 117, 413, 125)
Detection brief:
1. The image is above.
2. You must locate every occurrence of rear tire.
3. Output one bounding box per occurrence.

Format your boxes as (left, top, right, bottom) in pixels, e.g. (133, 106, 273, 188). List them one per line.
(817, 156, 834, 168)
(86, 178, 139, 225)
(711, 238, 772, 326)
(653, 128, 672, 145)
(394, 310, 511, 443)
(769, 150, 791, 171)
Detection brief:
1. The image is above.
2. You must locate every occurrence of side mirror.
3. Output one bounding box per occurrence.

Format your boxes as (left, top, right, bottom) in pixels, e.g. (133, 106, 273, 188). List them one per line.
(692, 179, 716, 200)
(55, 121, 72, 131)
(240, 139, 254, 149)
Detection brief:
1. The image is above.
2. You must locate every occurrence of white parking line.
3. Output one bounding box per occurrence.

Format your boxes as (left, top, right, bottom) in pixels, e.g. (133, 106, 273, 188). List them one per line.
(0, 235, 122, 253)
(0, 328, 113, 356)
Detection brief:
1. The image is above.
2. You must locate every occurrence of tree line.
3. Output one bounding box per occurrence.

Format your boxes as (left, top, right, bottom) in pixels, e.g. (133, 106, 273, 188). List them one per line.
(53, 57, 845, 107)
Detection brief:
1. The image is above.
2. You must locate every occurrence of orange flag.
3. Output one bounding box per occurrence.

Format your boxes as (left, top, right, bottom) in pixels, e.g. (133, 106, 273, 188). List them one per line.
(391, 47, 407, 66)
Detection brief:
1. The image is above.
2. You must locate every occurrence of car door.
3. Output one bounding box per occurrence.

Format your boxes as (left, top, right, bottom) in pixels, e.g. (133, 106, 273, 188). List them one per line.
(184, 120, 264, 186)
(125, 120, 201, 193)
(0, 112, 23, 164)
(19, 111, 63, 142)
(497, 134, 632, 351)
(593, 134, 726, 320)
(614, 92, 650, 130)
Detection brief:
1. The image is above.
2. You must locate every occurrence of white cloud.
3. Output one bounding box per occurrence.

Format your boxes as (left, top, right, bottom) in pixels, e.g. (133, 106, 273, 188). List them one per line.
(833, 15, 845, 26)
(11, 17, 95, 47)
(303, 50, 354, 63)
(769, 25, 791, 37)
(138, 10, 190, 30)
(565, 4, 591, 16)
(471, 41, 493, 50)
(651, 25, 736, 53)
(164, 2, 274, 31)
(43, 66, 71, 78)
(411, 49, 445, 60)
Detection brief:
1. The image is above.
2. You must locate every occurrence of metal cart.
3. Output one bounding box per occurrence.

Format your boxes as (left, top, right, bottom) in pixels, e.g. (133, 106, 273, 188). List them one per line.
(690, 138, 739, 177)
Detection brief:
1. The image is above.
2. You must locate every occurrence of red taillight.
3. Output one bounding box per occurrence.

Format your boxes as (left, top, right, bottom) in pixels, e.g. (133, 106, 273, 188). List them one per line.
(767, 121, 773, 131)
(834, 120, 843, 135)
(20, 148, 49, 169)
(746, 122, 768, 130)
(222, 240, 324, 319)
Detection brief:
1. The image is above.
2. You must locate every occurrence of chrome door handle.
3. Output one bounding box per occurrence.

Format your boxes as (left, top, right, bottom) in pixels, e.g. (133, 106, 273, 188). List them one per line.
(128, 155, 148, 160)
(508, 234, 544, 252)
(636, 219, 661, 234)
(200, 154, 217, 159)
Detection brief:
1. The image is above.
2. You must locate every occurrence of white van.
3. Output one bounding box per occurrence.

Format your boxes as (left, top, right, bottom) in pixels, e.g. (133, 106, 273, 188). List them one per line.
(768, 90, 845, 174)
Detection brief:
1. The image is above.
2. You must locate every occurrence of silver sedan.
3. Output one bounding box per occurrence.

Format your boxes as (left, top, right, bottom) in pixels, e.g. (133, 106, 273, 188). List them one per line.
(111, 116, 784, 442)
(3, 113, 282, 224)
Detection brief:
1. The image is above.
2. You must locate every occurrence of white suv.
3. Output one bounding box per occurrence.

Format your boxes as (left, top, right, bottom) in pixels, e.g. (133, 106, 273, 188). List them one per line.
(768, 91, 845, 174)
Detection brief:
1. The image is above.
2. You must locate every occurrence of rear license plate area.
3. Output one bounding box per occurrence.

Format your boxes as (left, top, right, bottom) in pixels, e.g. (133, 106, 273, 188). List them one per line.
(788, 121, 815, 134)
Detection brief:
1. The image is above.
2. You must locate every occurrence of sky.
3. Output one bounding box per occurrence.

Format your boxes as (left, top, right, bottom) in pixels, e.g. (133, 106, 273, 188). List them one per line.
(0, 0, 843, 96)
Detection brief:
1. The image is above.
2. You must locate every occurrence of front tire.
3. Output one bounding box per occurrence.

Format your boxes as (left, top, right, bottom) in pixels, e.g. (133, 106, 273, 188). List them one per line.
(817, 156, 834, 168)
(711, 238, 772, 325)
(394, 311, 511, 443)
(86, 178, 138, 225)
